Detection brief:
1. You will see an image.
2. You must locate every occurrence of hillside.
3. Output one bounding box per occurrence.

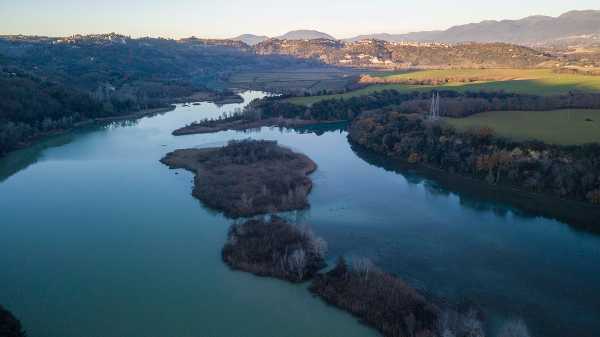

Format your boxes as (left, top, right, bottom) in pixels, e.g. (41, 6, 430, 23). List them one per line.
(0, 33, 322, 155)
(348, 10, 600, 46)
(254, 38, 552, 68)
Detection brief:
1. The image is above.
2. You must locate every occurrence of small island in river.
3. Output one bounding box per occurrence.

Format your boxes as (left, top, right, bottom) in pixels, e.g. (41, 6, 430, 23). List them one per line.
(160, 139, 316, 217)
(219, 217, 487, 337)
(222, 216, 327, 282)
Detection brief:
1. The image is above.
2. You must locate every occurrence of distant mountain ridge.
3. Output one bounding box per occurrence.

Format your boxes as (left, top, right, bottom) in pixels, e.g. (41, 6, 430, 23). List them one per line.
(232, 30, 336, 45)
(347, 10, 600, 46)
(276, 30, 335, 41)
(231, 34, 269, 46)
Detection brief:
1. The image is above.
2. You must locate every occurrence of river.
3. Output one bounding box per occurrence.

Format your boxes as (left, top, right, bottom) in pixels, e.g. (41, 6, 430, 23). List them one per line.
(1, 91, 599, 337)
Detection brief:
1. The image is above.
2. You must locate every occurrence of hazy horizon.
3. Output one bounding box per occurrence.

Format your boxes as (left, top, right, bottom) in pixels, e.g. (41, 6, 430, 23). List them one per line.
(0, 1, 598, 39)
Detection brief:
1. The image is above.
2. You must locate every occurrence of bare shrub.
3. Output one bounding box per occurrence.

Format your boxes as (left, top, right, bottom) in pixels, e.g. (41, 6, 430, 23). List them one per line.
(288, 249, 307, 280)
(222, 216, 326, 282)
(310, 257, 440, 337)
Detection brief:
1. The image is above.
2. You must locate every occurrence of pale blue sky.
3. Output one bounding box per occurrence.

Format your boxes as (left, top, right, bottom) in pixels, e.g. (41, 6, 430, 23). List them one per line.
(0, 0, 597, 39)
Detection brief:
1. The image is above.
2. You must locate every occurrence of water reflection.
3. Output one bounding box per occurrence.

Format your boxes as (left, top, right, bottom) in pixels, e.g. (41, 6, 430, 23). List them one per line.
(349, 141, 600, 233)
(1, 93, 600, 337)
(0, 130, 80, 182)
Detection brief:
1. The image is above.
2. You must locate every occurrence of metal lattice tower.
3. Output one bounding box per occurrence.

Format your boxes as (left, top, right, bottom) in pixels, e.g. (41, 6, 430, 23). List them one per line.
(429, 92, 440, 120)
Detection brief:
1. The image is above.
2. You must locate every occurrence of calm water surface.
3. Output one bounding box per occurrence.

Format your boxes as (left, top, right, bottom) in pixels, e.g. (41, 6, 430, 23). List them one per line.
(1, 91, 599, 337)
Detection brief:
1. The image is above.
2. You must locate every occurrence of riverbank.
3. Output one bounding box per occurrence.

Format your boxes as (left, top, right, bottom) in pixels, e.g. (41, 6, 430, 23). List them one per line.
(92, 105, 176, 123)
(160, 139, 316, 217)
(348, 111, 600, 208)
(0, 89, 244, 158)
(350, 141, 600, 230)
(1, 105, 176, 158)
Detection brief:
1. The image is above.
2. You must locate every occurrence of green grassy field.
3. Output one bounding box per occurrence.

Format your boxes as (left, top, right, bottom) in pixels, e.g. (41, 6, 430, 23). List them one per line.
(443, 109, 600, 145)
(287, 69, 600, 106)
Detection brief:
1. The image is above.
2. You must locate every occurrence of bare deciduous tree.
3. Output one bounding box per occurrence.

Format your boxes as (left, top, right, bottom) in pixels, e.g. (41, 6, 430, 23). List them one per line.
(352, 257, 374, 281)
(287, 248, 307, 281)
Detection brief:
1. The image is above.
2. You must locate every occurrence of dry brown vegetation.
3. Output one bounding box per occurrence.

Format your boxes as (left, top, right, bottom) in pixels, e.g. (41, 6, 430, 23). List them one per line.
(222, 216, 327, 282)
(310, 257, 440, 337)
(309, 257, 495, 337)
(160, 139, 316, 217)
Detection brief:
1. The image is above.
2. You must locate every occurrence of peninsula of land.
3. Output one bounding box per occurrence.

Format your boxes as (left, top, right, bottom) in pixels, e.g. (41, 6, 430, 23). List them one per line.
(172, 117, 337, 135)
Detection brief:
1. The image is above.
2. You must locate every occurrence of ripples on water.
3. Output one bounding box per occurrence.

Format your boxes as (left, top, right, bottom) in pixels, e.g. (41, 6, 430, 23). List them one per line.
(0, 91, 599, 337)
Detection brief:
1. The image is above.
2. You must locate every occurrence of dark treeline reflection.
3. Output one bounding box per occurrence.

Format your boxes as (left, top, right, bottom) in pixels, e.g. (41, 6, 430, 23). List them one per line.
(0, 132, 76, 182)
(349, 141, 600, 234)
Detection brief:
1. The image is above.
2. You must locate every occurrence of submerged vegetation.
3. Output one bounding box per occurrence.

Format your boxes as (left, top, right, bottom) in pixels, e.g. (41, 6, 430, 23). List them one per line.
(160, 139, 316, 217)
(222, 216, 327, 282)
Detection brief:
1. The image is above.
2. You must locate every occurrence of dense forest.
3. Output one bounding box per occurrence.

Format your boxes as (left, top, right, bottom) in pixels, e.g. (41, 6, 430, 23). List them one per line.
(348, 111, 600, 205)
(0, 34, 318, 156)
(239, 90, 600, 123)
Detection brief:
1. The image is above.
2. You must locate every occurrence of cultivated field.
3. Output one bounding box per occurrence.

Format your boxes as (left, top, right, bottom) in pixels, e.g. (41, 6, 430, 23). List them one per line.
(365, 68, 549, 83)
(227, 67, 362, 93)
(444, 109, 600, 145)
(288, 68, 600, 106)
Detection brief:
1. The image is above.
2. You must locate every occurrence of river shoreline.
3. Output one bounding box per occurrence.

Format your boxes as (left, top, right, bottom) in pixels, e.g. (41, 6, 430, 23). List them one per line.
(92, 105, 176, 123)
(4, 105, 176, 157)
(3, 92, 599, 337)
(2, 90, 245, 158)
(349, 140, 600, 230)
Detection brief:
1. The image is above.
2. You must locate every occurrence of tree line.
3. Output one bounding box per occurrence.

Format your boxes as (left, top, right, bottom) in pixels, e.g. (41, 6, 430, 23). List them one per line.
(243, 90, 600, 124)
(0, 70, 171, 155)
(349, 111, 600, 205)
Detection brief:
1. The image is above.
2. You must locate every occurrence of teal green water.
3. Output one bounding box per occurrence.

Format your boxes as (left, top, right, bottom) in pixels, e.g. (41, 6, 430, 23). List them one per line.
(1, 91, 599, 337)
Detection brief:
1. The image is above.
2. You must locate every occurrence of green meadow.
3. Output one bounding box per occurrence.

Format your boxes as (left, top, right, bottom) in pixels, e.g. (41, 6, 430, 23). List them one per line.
(444, 109, 600, 145)
(287, 68, 600, 106)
